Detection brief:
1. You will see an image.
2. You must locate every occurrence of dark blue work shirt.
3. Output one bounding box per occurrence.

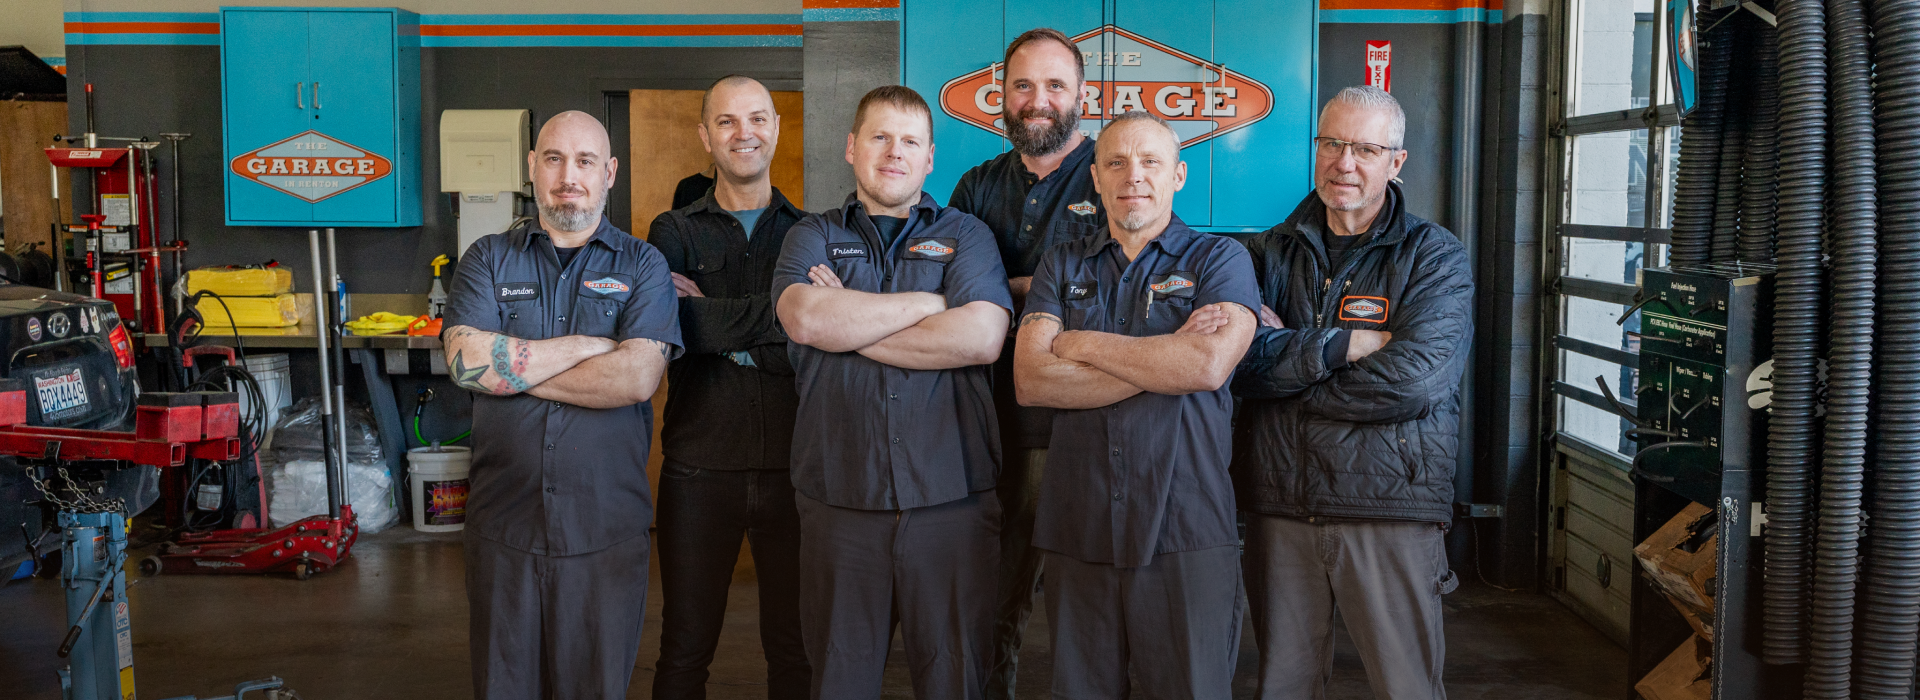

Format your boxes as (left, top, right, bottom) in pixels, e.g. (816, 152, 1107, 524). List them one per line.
(1024, 215, 1261, 568)
(443, 217, 683, 556)
(771, 192, 1014, 511)
(950, 137, 1106, 450)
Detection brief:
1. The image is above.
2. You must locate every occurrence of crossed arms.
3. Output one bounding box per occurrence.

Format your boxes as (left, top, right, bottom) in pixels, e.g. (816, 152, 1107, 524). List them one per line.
(776, 265, 1010, 370)
(441, 325, 670, 409)
(1013, 302, 1256, 410)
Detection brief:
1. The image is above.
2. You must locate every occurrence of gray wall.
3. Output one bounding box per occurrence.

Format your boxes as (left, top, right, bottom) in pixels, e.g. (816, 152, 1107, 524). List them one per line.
(802, 20, 900, 209)
(60, 44, 802, 296)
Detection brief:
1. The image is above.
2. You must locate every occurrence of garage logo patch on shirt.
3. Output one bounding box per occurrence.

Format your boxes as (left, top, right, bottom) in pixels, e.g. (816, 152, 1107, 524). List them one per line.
(903, 237, 958, 261)
(1339, 295, 1389, 323)
(1068, 200, 1097, 216)
(1064, 280, 1098, 301)
(496, 283, 540, 302)
(1148, 271, 1198, 299)
(827, 242, 868, 260)
(583, 277, 629, 295)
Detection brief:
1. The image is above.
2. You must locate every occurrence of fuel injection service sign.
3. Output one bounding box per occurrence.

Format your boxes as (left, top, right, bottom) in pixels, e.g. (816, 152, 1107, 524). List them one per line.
(229, 130, 394, 203)
(939, 25, 1274, 148)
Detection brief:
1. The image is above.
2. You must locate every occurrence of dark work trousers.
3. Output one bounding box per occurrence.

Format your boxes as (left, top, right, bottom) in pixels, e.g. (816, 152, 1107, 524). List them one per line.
(652, 463, 810, 700)
(1043, 545, 1244, 700)
(796, 489, 1002, 700)
(465, 530, 651, 700)
(986, 448, 1047, 700)
(1243, 515, 1456, 700)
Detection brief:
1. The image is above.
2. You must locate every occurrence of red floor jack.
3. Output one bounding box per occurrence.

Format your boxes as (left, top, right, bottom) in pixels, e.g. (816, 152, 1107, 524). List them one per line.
(143, 230, 361, 580)
(13, 388, 294, 699)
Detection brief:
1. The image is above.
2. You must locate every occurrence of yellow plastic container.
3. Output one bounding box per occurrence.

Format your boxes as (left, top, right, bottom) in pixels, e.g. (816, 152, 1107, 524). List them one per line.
(196, 294, 300, 328)
(185, 267, 294, 297)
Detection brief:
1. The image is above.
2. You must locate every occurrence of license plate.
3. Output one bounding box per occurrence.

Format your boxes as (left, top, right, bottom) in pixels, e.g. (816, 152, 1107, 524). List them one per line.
(35, 368, 90, 416)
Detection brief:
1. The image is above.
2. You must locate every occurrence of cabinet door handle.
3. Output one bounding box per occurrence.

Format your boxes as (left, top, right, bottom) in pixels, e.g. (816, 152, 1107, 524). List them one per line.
(313, 82, 321, 109)
(296, 81, 305, 109)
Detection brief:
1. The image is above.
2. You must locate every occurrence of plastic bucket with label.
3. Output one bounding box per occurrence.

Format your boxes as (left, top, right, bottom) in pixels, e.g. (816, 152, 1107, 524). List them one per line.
(407, 446, 471, 533)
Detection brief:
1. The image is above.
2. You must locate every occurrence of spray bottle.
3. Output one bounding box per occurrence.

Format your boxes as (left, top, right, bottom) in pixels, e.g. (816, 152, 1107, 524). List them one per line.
(427, 254, 450, 319)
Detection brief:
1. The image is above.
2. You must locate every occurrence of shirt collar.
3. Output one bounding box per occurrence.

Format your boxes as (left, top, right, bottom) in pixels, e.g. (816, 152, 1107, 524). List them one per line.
(514, 215, 624, 252)
(689, 185, 804, 220)
(1017, 136, 1098, 183)
(1080, 213, 1200, 259)
(1284, 180, 1406, 246)
(839, 190, 940, 223)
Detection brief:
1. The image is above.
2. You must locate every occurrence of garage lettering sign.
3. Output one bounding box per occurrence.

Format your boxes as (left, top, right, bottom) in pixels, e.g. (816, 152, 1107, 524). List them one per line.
(229, 130, 394, 203)
(939, 25, 1273, 148)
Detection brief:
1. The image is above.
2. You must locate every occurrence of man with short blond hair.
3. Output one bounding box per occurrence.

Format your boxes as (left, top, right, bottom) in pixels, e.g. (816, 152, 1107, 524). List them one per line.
(947, 29, 1106, 698)
(773, 85, 1013, 700)
(1232, 85, 1472, 700)
(1013, 109, 1259, 698)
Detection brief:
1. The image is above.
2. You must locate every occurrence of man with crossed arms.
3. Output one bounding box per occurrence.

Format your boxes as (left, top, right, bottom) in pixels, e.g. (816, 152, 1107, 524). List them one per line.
(442, 111, 681, 699)
(773, 85, 1013, 699)
(1013, 109, 1260, 698)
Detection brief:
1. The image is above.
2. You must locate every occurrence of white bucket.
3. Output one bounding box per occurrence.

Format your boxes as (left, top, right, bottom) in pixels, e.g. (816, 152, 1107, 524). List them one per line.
(407, 446, 471, 533)
(241, 353, 293, 434)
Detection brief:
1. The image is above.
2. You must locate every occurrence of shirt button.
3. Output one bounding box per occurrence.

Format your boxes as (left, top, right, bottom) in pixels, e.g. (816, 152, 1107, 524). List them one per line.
(1031, 199, 1038, 204)
(561, 274, 567, 280)
(1123, 276, 1131, 283)
(1112, 492, 1122, 501)
(557, 316, 566, 321)
(889, 393, 898, 399)
(605, 309, 613, 316)
(546, 443, 555, 450)
(509, 312, 518, 319)
(892, 437, 901, 444)
(1112, 448, 1121, 455)
(1119, 318, 1127, 325)
(546, 487, 556, 494)
(1025, 225, 1032, 231)
(552, 401, 561, 408)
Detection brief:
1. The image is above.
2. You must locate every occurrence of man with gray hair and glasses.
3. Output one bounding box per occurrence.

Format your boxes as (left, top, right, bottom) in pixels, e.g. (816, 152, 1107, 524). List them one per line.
(1230, 85, 1474, 699)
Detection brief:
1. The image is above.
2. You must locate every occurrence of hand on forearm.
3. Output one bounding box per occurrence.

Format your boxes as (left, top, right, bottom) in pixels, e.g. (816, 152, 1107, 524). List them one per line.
(777, 265, 944, 352)
(856, 301, 1009, 370)
(1052, 303, 1256, 395)
(1347, 329, 1392, 362)
(526, 339, 671, 408)
(443, 325, 615, 396)
(1012, 313, 1144, 409)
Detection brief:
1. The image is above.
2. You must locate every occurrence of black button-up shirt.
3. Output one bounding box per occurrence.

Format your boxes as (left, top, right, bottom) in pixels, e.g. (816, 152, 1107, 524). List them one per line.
(950, 138, 1106, 451)
(443, 217, 683, 556)
(1024, 216, 1261, 567)
(771, 192, 1014, 510)
(650, 187, 806, 471)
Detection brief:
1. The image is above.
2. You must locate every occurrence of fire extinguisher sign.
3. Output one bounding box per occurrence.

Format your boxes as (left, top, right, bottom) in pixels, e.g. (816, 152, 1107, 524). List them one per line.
(1366, 41, 1392, 92)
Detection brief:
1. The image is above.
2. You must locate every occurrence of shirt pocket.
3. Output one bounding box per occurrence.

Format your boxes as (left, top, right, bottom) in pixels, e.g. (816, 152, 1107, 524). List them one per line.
(501, 300, 543, 338)
(1062, 298, 1103, 332)
(688, 236, 729, 278)
(573, 297, 622, 339)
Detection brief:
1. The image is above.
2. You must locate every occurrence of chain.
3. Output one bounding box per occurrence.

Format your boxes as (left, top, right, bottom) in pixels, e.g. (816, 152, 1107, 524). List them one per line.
(20, 463, 126, 515)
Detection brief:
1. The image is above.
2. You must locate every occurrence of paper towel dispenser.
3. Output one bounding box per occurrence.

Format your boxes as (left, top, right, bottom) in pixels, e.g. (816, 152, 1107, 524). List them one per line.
(440, 109, 529, 194)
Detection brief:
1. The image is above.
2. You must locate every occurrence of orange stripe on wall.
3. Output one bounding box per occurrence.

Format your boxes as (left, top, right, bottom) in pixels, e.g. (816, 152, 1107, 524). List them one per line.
(421, 23, 803, 37)
(801, 0, 900, 9)
(1320, 0, 1501, 9)
(64, 21, 220, 34)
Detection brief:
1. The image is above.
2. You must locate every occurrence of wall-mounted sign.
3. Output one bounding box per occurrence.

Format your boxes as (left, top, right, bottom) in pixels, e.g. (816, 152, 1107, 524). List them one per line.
(937, 25, 1274, 148)
(1667, 0, 1698, 116)
(228, 130, 395, 203)
(1366, 41, 1392, 92)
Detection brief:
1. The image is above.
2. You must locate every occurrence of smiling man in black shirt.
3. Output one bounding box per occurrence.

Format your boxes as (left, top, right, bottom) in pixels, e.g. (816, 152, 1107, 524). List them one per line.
(647, 75, 811, 700)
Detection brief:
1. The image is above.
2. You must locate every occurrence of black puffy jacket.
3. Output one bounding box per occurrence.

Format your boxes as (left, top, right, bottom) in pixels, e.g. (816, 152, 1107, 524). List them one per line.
(1231, 183, 1474, 523)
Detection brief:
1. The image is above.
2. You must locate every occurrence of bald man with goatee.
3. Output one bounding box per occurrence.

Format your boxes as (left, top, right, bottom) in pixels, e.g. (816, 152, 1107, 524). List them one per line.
(442, 111, 683, 699)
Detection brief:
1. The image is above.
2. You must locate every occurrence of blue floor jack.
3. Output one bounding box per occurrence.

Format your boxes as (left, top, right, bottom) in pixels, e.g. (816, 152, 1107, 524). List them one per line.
(14, 388, 297, 700)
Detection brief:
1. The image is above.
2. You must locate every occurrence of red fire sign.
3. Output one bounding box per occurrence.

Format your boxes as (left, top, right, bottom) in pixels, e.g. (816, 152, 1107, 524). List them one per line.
(228, 130, 393, 203)
(938, 25, 1274, 148)
(1366, 41, 1392, 92)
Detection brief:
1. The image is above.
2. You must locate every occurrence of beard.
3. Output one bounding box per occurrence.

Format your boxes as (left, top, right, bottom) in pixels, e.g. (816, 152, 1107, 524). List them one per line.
(1007, 104, 1079, 157)
(539, 185, 608, 232)
(1317, 180, 1382, 213)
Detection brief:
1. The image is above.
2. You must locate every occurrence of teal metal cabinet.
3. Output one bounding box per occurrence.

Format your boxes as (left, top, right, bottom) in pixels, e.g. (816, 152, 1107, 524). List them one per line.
(221, 7, 421, 227)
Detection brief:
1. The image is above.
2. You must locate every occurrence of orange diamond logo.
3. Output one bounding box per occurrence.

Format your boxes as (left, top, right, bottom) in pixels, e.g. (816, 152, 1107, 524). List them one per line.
(939, 25, 1274, 148)
(229, 130, 393, 203)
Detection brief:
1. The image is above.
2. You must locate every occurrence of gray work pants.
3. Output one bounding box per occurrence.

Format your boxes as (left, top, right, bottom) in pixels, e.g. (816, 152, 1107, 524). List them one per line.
(987, 448, 1048, 700)
(464, 530, 651, 700)
(1243, 515, 1457, 700)
(796, 490, 1001, 700)
(1043, 545, 1244, 700)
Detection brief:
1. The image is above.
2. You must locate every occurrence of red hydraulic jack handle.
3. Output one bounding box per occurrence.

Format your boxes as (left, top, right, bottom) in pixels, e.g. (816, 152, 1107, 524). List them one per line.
(77, 214, 106, 298)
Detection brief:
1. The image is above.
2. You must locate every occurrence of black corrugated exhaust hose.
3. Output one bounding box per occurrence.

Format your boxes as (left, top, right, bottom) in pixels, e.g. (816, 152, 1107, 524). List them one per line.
(1803, 0, 1874, 693)
(1711, 13, 1749, 264)
(1857, 1, 1920, 697)
(1671, 3, 1734, 266)
(1763, 0, 1830, 666)
(1739, 17, 1782, 263)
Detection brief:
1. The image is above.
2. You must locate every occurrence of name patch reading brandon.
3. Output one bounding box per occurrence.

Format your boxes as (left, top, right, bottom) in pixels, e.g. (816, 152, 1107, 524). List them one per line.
(1338, 295, 1389, 323)
(1148, 271, 1198, 299)
(496, 283, 540, 302)
(827, 243, 869, 260)
(903, 238, 959, 261)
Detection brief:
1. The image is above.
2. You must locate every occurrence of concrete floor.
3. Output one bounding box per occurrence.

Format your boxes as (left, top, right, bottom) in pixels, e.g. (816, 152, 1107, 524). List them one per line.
(1, 525, 1625, 699)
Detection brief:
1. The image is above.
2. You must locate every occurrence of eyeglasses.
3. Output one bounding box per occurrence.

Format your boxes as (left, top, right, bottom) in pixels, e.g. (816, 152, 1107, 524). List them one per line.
(1313, 137, 1398, 163)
